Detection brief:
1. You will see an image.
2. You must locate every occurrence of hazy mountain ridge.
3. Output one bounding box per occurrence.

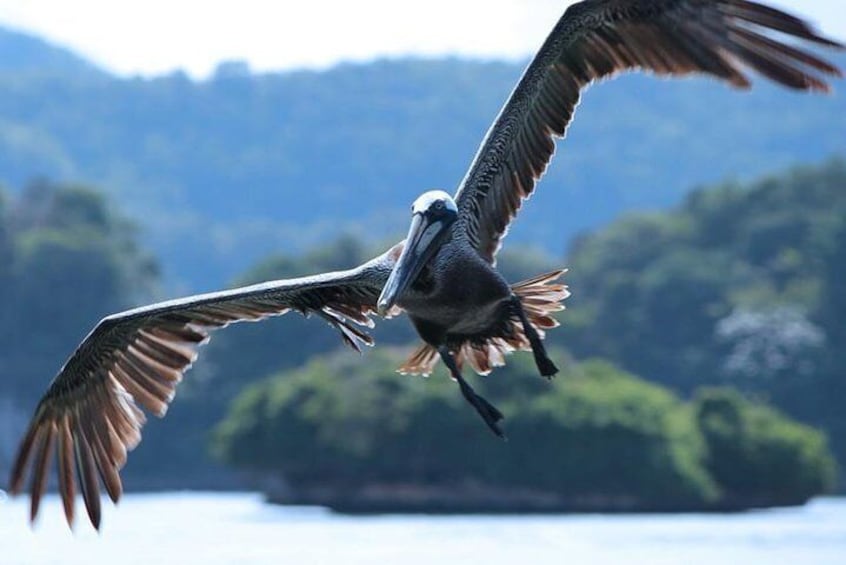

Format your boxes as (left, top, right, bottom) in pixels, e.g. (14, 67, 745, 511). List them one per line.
(0, 25, 843, 290)
(0, 26, 106, 78)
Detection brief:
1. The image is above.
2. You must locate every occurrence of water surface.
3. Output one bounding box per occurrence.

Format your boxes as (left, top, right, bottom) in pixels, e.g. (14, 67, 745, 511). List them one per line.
(1, 492, 844, 564)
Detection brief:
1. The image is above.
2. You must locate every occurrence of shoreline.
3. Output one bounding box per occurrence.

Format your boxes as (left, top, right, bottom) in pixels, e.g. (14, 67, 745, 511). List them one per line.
(264, 482, 814, 515)
(1, 484, 830, 515)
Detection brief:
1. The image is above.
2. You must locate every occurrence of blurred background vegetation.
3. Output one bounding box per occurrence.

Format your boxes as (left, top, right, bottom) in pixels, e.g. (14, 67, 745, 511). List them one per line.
(0, 25, 843, 511)
(0, 27, 844, 290)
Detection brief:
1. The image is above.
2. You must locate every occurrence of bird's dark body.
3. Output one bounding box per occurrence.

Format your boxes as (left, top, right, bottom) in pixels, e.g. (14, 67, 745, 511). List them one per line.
(401, 240, 514, 347)
(8, 0, 843, 531)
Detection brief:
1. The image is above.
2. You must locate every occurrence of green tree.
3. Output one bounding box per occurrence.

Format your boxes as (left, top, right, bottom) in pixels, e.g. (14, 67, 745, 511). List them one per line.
(215, 349, 835, 509)
(558, 159, 846, 483)
(695, 388, 837, 504)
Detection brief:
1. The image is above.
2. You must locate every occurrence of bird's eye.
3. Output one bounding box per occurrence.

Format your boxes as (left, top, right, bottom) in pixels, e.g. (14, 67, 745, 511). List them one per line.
(433, 201, 445, 211)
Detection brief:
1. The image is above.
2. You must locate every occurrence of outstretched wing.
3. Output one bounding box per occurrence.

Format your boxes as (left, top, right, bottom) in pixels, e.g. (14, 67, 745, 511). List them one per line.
(8, 248, 398, 529)
(454, 0, 843, 262)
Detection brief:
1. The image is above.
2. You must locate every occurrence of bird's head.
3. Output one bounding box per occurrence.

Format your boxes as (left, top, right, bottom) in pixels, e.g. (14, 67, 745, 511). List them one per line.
(377, 190, 458, 315)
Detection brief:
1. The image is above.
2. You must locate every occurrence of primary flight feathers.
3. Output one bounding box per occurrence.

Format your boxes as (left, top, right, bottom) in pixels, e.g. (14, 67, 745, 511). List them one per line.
(9, 261, 393, 529)
(455, 0, 843, 262)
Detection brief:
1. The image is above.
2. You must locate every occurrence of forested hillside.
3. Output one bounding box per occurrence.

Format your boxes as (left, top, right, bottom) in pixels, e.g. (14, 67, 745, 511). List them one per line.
(0, 25, 843, 289)
(556, 158, 846, 477)
(0, 27, 105, 78)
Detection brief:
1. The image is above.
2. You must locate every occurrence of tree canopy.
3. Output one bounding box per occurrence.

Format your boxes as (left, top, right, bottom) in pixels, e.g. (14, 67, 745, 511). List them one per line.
(558, 158, 846, 483)
(214, 350, 835, 511)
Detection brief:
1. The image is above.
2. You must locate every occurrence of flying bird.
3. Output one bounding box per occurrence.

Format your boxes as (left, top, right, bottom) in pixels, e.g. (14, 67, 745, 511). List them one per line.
(9, 0, 843, 530)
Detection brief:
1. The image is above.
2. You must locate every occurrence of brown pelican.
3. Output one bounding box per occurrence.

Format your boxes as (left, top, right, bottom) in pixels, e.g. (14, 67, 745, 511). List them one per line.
(8, 0, 842, 530)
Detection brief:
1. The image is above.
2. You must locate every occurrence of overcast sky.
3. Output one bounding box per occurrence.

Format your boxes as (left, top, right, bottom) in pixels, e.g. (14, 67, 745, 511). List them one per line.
(0, 0, 842, 78)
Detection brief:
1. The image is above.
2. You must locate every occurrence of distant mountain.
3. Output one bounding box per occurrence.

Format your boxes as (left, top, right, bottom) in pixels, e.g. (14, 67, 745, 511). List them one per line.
(0, 31, 843, 290)
(0, 26, 106, 78)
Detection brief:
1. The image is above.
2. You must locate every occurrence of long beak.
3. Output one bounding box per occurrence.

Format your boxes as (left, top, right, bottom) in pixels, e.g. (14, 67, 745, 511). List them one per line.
(377, 213, 447, 316)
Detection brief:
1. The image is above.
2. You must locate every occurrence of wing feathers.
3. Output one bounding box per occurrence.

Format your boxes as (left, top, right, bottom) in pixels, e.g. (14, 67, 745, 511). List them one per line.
(9, 417, 39, 495)
(731, 26, 841, 76)
(134, 332, 197, 368)
(723, 1, 843, 48)
(455, 0, 842, 262)
(8, 262, 391, 529)
(74, 424, 102, 531)
(57, 416, 76, 526)
(28, 423, 55, 523)
(112, 357, 171, 416)
(80, 412, 123, 504)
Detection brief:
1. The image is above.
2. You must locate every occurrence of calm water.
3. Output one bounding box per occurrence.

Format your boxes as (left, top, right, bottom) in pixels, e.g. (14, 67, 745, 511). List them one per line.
(1, 492, 845, 564)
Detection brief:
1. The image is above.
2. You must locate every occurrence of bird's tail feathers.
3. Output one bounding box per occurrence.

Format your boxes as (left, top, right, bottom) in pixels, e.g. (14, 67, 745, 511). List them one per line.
(397, 269, 569, 377)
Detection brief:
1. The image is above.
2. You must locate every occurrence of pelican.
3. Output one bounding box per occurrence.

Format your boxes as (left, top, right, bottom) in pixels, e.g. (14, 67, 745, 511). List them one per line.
(8, 0, 842, 529)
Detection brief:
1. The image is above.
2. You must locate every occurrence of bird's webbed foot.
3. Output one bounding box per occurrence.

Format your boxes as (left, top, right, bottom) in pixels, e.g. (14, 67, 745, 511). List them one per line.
(437, 346, 505, 439)
(511, 295, 558, 379)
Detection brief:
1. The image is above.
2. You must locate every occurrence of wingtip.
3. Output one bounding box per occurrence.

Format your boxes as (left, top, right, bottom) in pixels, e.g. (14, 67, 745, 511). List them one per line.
(816, 36, 846, 51)
(27, 498, 47, 531)
(65, 513, 77, 532)
(7, 478, 21, 497)
(61, 493, 77, 530)
(8, 420, 42, 497)
(85, 498, 102, 532)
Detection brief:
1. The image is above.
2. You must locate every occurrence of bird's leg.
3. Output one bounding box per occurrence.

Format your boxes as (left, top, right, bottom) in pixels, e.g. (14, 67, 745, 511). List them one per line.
(511, 295, 558, 379)
(437, 346, 505, 439)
